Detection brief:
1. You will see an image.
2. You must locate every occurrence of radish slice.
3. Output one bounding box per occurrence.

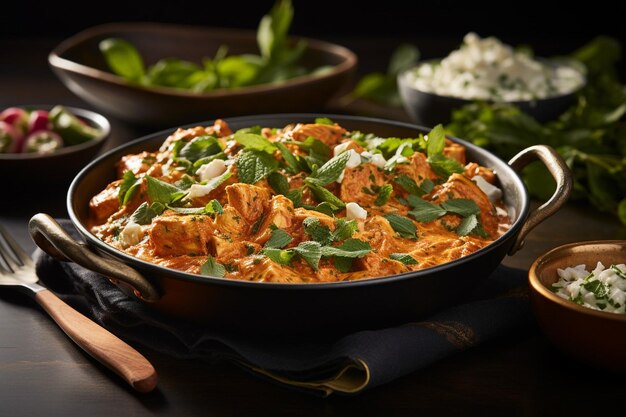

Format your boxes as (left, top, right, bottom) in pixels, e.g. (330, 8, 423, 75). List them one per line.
(0, 107, 28, 134)
(23, 130, 63, 154)
(28, 110, 50, 134)
(0, 121, 22, 153)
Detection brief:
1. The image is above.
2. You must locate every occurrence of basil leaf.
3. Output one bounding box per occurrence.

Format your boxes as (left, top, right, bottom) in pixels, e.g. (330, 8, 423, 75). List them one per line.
(390, 253, 418, 265)
(268, 172, 290, 195)
(236, 150, 279, 184)
(306, 151, 350, 186)
(119, 170, 141, 206)
(374, 184, 393, 206)
(384, 213, 418, 239)
(275, 142, 301, 174)
(129, 202, 165, 225)
(293, 240, 322, 271)
(456, 214, 479, 236)
(146, 176, 185, 204)
(200, 255, 226, 278)
(99, 38, 145, 81)
(177, 135, 222, 162)
(303, 217, 333, 245)
(261, 248, 295, 265)
(307, 183, 345, 209)
(332, 218, 358, 241)
(407, 196, 446, 222)
(320, 239, 372, 258)
(426, 124, 446, 156)
(441, 198, 481, 217)
(264, 228, 293, 249)
(427, 153, 465, 177)
(233, 131, 277, 153)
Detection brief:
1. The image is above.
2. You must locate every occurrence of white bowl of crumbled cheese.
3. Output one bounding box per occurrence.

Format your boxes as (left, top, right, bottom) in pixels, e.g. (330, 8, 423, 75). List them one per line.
(529, 240, 626, 372)
(398, 33, 586, 126)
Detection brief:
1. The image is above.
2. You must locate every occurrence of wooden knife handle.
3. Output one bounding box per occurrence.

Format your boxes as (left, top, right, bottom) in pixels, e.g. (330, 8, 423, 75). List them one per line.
(34, 289, 158, 393)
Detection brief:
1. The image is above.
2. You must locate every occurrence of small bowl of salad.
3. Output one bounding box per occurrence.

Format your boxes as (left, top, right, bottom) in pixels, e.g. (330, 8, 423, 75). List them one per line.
(0, 104, 110, 189)
(398, 33, 586, 127)
(529, 240, 626, 372)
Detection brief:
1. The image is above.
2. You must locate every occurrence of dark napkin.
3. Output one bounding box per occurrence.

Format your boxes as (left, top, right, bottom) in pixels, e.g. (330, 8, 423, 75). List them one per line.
(34, 219, 531, 396)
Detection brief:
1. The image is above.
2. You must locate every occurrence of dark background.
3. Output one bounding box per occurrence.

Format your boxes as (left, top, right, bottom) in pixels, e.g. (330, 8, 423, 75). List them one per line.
(2, 0, 625, 63)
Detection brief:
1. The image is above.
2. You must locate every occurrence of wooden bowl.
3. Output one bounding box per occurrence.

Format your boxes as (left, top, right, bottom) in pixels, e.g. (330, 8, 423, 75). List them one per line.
(529, 241, 626, 372)
(48, 23, 357, 128)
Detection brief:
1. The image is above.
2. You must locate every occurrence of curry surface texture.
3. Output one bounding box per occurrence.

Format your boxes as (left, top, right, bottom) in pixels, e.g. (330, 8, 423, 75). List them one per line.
(89, 119, 511, 283)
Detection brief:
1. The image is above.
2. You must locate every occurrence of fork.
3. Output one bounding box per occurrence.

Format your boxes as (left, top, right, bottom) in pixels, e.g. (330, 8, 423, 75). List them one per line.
(0, 224, 157, 393)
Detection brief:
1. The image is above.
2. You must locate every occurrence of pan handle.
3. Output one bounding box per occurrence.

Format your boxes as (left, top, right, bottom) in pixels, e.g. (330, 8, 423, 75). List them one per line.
(28, 213, 160, 302)
(507, 145, 572, 255)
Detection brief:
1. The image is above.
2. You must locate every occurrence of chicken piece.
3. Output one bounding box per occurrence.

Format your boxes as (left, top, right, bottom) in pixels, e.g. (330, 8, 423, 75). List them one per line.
(339, 164, 388, 207)
(214, 206, 250, 238)
(253, 195, 295, 245)
(116, 152, 157, 178)
(395, 152, 438, 184)
(353, 253, 407, 276)
(289, 207, 336, 243)
(290, 123, 346, 147)
(148, 214, 214, 257)
(443, 140, 466, 164)
(464, 162, 496, 184)
(237, 257, 306, 283)
(226, 183, 271, 224)
(90, 180, 121, 223)
(429, 173, 499, 237)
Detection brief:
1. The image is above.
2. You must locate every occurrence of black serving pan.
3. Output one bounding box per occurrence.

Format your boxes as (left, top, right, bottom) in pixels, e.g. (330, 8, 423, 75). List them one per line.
(29, 115, 572, 338)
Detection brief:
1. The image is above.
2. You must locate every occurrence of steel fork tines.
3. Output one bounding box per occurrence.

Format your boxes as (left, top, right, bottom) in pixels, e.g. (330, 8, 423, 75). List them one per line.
(0, 224, 34, 275)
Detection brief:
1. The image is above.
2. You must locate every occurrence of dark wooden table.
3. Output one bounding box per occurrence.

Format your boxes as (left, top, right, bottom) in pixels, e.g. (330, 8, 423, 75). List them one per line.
(1, 36, 625, 417)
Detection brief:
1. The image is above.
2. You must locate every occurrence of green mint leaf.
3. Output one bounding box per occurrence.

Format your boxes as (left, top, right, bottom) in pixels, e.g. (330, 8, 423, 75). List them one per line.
(129, 202, 165, 225)
(387, 44, 420, 76)
(320, 239, 372, 258)
(293, 240, 322, 271)
(261, 248, 295, 265)
(146, 176, 184, 204)
(177, 135, 222, 162)
(193, 152, 226, 169)
(200, 255, 226, 278)
(257, 0, 293, 61)
(167, 206, 207, 215)
(119, 170, 141, 206)
(312, 202, 335, 216)
(303, 217, 333, 245)
(333, 256, 354, 273)
(275, 142, 301, 174)
(300, 136, 331, 157)
(307, 183, 345, 209)
(421, 179, 434, 194)
(174, 175, 196, 190)
(390, 253, 418, 265)
(264, 228, 293, 249)
(427, 154, 465, 178)
(426, 124, 446, 157)
(306, 151, 350, 186)
(285, 188, 303, 207)
(456, 214, 479, 236)
(332, 218, 358, 241)
(383, 213, 418, 239)
(407, 196, 446, 222)
(236, 149, 279, 184)
(394, 175, 424, 196)
(441, 198, 481, 217)
(99, 38, 145, 81)
(206, 199, 224, 215)
(315, 117, 335, 125)
(268, 172, 290, 195)
(233, 131, 277, 153)
(374, 184, 393, 206)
